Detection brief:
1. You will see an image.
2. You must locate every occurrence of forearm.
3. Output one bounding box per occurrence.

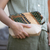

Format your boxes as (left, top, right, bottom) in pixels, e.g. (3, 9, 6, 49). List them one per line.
(48, 0, 50, 23)
(48, 0, 50, 32)
(0, 8, 14, 28)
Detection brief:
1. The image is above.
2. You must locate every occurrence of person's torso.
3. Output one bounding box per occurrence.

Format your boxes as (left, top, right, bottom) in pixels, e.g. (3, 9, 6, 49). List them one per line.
(7, 0, 49, 31)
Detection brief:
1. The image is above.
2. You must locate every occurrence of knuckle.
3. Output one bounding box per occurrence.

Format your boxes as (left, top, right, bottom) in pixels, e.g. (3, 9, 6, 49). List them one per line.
(19, 33, 21, 34)
(22, 30, 24, 33)
(25, 33, 28, 36)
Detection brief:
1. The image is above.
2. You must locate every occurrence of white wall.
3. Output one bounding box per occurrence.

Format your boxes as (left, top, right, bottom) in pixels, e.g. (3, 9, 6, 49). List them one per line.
(0, 5, 9, 29)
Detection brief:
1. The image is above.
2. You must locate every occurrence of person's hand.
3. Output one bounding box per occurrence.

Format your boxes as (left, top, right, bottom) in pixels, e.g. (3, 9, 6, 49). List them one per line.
(11, 22, 31, 39)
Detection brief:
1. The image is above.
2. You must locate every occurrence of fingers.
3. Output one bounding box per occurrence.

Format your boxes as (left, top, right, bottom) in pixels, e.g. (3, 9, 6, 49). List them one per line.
(13, 22, 30, 39)
(23, 30, 29, 37)
(16, 33, 26, 39)
(20, 33, 25, 38)
(16, 31, 29, 39)
(18, 33, 25, 39)
(22, 24, 31, 28)
(18, 34, 22, 39)
(16, 36, 19, 39)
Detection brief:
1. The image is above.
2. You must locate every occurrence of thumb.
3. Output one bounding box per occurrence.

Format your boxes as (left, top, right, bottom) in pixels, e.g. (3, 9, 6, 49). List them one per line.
(22, 24, 31, 28)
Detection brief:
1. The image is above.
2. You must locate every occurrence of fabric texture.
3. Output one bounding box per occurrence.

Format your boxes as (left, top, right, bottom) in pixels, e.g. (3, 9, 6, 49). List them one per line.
(9, 12, 42, 24)
(7, 0, 50, 50)
(7, 30, 50, 50)
(9, 12, 43, 38)
(7, 0, 49, 31)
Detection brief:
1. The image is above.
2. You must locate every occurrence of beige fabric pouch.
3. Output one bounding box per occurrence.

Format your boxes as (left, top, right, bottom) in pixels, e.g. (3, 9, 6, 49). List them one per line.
(9, 12, 44, 38)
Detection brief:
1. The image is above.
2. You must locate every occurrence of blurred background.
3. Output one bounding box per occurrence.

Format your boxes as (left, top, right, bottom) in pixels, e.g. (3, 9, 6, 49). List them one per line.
(0, 5, 9, 50)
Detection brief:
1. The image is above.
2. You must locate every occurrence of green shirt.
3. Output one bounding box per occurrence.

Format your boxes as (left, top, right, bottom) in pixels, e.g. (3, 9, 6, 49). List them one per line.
(7, 0, 50, 50)
(7, 0, 49, 31)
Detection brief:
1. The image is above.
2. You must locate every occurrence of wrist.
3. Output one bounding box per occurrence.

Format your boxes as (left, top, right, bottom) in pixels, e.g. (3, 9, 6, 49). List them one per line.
(9, 21, 17, 29)
(9, 21, 15, 28)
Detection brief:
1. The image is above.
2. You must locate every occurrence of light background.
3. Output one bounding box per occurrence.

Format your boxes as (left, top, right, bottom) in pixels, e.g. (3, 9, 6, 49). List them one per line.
(0, 5, 9, 29)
